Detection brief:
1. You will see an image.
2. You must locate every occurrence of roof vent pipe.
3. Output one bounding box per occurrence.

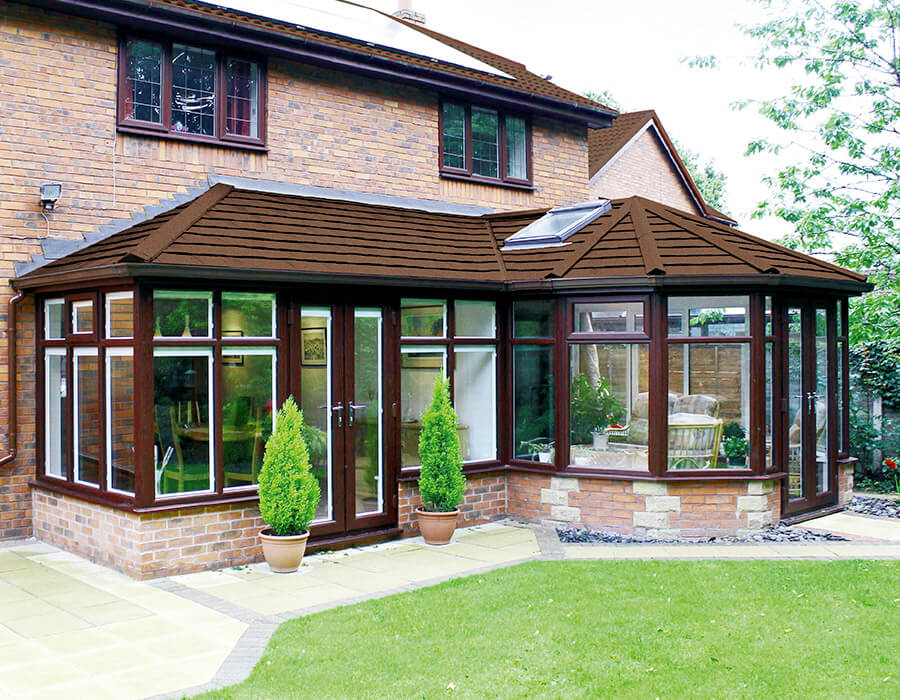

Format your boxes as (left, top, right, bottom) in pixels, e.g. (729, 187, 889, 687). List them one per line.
(393, 0, 426, 25)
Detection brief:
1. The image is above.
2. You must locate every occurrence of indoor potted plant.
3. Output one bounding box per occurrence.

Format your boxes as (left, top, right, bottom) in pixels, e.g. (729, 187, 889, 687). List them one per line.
(416, 377, 466, 545)
(722, 422, 749, 467)
(570, 374, 625, 449)
(257, 397, 321, 573)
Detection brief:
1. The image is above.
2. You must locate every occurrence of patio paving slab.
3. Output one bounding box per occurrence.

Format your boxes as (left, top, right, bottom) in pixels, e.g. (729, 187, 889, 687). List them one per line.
(795, 511, 900, 541)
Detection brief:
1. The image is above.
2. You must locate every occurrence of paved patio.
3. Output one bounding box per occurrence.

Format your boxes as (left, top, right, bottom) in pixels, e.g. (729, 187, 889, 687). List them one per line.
(0, 515, 898, 699)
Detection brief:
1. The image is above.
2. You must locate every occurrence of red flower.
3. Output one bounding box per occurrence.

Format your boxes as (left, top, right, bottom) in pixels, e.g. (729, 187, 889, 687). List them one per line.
(885, 458, 898, 470)
(610, 424, 624, 430)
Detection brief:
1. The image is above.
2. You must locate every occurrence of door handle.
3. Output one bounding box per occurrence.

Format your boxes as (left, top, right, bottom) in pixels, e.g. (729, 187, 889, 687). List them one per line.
(348, 403, 367, 426)
(332, 403, 344, 428)
(805, 392, 823, 413)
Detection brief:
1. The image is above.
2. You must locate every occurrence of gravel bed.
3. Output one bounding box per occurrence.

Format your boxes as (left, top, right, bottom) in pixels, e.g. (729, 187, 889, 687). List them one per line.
(848, 495, 900, 519)
(558, 522, 850, 545)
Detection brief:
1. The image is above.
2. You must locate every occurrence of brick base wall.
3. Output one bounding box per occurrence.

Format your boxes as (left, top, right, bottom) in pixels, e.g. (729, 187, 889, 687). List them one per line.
(32, 488, 264, 579)
(508, 470, 781, 539)
(838, 462, 855, 505)
(399, 472, 506, 534)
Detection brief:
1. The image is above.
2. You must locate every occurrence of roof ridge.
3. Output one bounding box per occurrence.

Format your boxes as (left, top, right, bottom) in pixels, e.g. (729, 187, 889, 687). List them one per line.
(120, 183, 234, 263)
(483, 219, 508, 277)
(549, 204, 631, 279)
(646, 201, 776, 274)
(629, 198, 666, 275)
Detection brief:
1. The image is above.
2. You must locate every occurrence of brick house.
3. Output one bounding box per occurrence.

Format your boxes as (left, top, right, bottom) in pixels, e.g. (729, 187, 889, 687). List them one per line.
(1, 0, 869, 578)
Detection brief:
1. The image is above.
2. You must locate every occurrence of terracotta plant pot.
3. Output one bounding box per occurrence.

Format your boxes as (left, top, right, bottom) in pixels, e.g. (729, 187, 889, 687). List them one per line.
(259, 528, 310, 573)
(416, 507, 459, 545)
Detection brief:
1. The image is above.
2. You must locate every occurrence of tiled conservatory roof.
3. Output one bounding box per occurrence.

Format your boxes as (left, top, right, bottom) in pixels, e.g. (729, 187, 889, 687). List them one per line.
(14, 184, 869, 291)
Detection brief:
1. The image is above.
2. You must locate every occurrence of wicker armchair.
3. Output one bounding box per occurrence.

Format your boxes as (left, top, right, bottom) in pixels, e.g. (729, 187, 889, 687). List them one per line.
(667, 413, 724, 470)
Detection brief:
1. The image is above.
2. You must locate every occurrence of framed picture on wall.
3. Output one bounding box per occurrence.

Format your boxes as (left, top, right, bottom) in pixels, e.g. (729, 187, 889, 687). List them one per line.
(301, 327, 327, 366)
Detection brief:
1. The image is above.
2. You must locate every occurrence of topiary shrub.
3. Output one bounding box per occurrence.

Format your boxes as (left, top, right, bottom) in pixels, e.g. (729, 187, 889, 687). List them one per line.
(258, 397, 321, 536)
(417, 376, 466, 512)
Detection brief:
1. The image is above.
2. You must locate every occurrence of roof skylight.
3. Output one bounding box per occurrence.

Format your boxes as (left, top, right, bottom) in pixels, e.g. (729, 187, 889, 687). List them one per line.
(501, 200, 611, 250)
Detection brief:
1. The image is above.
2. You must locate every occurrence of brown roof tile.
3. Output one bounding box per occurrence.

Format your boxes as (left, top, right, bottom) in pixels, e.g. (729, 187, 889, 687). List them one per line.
(15, 189, 868, 291)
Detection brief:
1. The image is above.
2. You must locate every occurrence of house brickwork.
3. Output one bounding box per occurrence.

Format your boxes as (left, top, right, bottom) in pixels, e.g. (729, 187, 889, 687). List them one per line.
(589, 127, 698, 213)
(0, 1, 588, 541)
(399, 473, 507, 535)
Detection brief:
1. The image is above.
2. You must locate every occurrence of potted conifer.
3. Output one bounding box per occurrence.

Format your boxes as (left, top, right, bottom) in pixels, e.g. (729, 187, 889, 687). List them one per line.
(416, 377, 466, 545)
(258, 397, 321, 573)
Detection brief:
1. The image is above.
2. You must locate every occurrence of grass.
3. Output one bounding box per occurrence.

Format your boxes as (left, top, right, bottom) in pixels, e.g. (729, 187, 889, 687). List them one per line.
(198, 559, 899, 699)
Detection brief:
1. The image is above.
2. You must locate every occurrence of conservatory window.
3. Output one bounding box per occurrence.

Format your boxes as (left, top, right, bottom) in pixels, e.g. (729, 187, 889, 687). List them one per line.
(573, 302, 645, 335)
(153, 349, 214, 497)
(401, 299, 446, 338)
(106, 292, 134, 339)
(512, 300, 555, 464)
(44, 349, 67, 479)
(44, 299, 65, 339)
(400, 346, 446, 468)
(107, 349, 135, 494)
(222, 292, 276, 338)
(73, 348, 101, 487)
(454, 346, 497, 463)
(569, 344, 649, 471)
(72, 301, 94, 335)
(153, 290, 213, 339)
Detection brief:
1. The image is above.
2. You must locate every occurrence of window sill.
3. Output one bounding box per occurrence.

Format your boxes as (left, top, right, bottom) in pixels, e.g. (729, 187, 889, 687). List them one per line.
(439, 171, 534, 192)
(117, 125, 269, 153)
(398, 461, 506, 481)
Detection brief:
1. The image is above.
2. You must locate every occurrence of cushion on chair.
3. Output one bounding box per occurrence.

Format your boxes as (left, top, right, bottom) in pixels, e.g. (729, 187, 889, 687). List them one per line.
(672, 394, 720, 418)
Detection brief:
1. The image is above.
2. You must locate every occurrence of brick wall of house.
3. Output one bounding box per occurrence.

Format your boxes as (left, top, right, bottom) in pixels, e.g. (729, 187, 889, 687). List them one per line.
(33, 487, 265, 578)
(398, 472, 507, 534)
(838, 462, 854, 505)
(0, 0, 589, 540)
(589, 127, 698, 214)
(508, 470, 782, 539)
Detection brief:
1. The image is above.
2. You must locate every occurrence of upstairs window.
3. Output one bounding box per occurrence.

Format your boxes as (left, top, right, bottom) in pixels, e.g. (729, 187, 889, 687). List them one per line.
(119, 36, 265, 147)
(440, 100, 531, 186)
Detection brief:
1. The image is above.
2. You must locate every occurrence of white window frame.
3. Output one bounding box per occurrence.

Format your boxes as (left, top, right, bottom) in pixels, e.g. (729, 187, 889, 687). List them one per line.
(303, 307, 334, 523)
(221, 292, 277, 340)
(153, 290, 214, 340)
(44, 298, 65, 340)
(106, 347, 135, 495)
(43, 348, 67, 480)
(105, 291, 134, 340)
(400, 345, 448, 470)
(71, 300, 94, 335)
(453, 345, 497, 463)
(354, 308, 384, 516)
(153, 347, 215, 499)
(73, 347, 100, 488)
(221, 346, 277, 493)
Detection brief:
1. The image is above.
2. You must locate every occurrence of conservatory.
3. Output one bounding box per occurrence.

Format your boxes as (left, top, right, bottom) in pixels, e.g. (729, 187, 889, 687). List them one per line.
(14, 181, 871, 577)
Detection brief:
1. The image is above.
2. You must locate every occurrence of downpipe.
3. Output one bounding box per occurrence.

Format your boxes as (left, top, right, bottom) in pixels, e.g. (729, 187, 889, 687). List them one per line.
(0, 292, 24, 467)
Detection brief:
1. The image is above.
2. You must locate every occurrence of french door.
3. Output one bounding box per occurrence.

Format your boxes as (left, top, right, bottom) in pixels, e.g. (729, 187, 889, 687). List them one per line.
(782, 300, 836, 517)
(296, 303, 394, 538)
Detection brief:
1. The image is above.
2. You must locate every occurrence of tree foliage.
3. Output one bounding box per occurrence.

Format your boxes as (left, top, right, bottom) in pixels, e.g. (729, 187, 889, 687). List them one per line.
(737, 0, 900, 341)
(417, 377, 466, 512)
(258, 397, 321, 536)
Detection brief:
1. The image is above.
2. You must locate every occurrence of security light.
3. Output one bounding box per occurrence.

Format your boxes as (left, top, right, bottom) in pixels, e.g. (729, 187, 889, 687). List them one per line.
(39, 183, 62, 211)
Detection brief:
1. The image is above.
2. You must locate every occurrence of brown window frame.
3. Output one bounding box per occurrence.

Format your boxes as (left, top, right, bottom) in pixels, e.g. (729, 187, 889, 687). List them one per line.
(117, 34, 268, 151)
(439, 99, 533, 189)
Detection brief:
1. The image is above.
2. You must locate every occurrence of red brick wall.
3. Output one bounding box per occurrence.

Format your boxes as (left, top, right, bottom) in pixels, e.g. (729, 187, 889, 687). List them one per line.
(399, 472, 506, 534)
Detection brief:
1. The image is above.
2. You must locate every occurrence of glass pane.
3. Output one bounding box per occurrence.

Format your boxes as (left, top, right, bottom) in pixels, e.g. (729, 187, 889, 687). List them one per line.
(125, 38, 162, 123)
(667, 343, 749, 469)
(454, 347, 497, 462)
(106, 293, 133, 338)
(107, 353, 135, 493)
(570, 344, 649, 471)
(441, 102, 466, 170)
(455, 301, 495, 338)
(765, 342, 775, 468)
(765, 296, 773, 336)
(222, 292, 275, 338)
(300, 309, 332, 521)
(837, 338, 845, 454)
(574, 302, 644, 334)
(225, 58, 259, 138)
(668, 296, 749, 337)
(171, 44, 216, 136)
(513, 299, 554, 338)
(513, 345, 554, 462)
(73, 301, 93, 334)
(354, 310, 383, 515)
(471, 107, 499, 178)
(222, 351, 275, 489)
(153, 353, 212, 495)
(45, 300, 64, 339)
(505, 115, 527, 180)
(401, 299, 446, 337)
(401, 347, 446, 468)
(74, 352, 100, 486)
(44, 351, 67, 478)
(815, 308, 829, 493)
(154, 291, 212, 338)
(837, 299, 844, 336)
(787, 307, 803, 498)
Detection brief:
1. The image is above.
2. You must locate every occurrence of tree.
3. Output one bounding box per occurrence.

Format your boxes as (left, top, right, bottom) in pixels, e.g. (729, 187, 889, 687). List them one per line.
(583, 90, 731, 214)
(734, 0, 900, 342)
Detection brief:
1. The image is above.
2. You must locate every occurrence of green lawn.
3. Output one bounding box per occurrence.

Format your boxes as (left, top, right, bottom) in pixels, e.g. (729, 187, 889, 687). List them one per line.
(198, 560, 899, 699)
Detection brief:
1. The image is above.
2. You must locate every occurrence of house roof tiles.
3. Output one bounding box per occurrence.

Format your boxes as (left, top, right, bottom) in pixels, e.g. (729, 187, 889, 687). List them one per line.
(14, 186, 869, 293)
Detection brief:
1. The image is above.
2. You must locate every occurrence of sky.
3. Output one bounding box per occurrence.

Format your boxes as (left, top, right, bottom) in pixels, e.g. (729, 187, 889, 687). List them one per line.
(216, 0, 801, 239)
